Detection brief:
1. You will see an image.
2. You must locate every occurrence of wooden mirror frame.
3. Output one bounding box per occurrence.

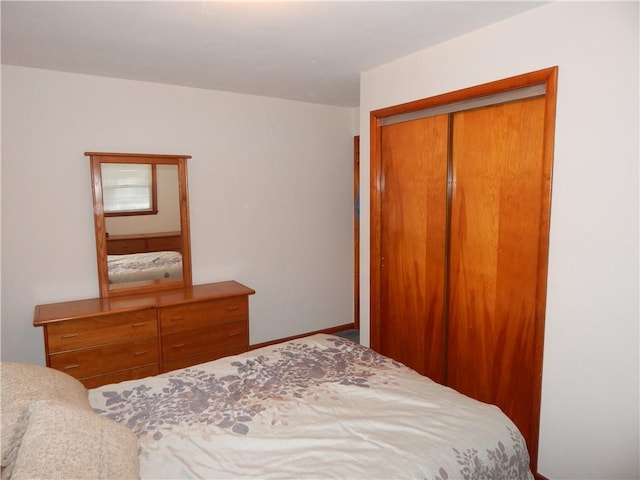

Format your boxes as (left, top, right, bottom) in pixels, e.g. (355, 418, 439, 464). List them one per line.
(86, 152, 193, 297)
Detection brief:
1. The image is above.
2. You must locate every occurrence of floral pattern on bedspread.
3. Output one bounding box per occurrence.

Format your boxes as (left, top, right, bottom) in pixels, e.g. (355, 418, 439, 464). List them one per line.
(94, 337, 401, 440)
(107, 251, 182, 284)
(90, 334, 533, 480)
(429, 428, 531, 480)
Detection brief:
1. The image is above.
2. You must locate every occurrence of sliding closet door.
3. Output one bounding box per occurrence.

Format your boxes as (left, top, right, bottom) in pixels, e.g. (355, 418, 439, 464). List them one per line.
(378, 115, 448, 383)
(371, 68, 557, 474)
(446, 96, 547, 457)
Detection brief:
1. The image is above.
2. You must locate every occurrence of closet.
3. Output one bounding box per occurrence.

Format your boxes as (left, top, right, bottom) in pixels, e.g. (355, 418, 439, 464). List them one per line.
(370, 67, 557, 474)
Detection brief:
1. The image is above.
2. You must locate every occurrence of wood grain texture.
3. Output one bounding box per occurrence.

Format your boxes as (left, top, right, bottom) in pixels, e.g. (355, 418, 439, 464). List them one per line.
(34, 281, 255, 388)
(354, 136, 360, 329)
(48, 337, 159, 379)
(86, 152, 192, 298)
(159, 297, 248, 334)
(161, 345, 247, 374)
(370, 67, 558, 474)
(107, 231, 182, 255)
(161, 320, 248, 362)
(33, 281, 255, 325)
(446, 96, 546, 463)
(81, 365, 161, 389)
(46, 308, 156, 353)
(379, 115, 448, 383)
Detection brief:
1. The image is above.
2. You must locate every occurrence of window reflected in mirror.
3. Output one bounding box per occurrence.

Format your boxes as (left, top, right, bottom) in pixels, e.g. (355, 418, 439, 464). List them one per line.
(102, 163, 157, 216)
(104, 165, 179, 235)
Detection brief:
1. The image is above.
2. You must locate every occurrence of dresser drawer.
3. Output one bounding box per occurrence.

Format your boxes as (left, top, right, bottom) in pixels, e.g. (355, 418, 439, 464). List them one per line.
(46, 309, 157, 353)
(162, 345, 247, 373)
(81, 365, 160, 389)
(35, 281, 254, 384)
(147, 236, 181, 252)
(159, 297, 248, 334)
(161, 320, 248, 362)
(107, 238, 146, 255)
(49, 338, 159, 379)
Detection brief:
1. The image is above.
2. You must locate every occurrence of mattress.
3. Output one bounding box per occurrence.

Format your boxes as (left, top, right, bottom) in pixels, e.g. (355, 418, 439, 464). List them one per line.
(107, 251, 182, 284)
(89, 334, 533, 479)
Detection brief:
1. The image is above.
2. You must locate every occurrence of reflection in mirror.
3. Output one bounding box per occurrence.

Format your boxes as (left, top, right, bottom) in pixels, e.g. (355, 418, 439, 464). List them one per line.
(86, 152, 192, 298)
(102, 163, 157, 215)
(105, 164, 182, 286)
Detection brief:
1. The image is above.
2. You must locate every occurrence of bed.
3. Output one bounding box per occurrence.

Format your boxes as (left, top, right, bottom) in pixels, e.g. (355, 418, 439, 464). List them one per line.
(89, 334, 533, 479)
(107, 251, 183, 284)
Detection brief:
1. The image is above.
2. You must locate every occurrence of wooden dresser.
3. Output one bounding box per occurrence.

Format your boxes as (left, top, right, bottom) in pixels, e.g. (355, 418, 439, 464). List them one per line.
(33, 281, 255, 388)
(106, 231, 182, 255)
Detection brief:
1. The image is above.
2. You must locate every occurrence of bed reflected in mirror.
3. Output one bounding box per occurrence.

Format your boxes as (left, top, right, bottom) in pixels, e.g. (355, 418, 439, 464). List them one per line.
(86, 152, 192, 298)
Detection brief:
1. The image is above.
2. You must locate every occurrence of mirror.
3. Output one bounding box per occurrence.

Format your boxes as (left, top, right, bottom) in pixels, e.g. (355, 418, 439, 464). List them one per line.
(86, 152, 192, 297)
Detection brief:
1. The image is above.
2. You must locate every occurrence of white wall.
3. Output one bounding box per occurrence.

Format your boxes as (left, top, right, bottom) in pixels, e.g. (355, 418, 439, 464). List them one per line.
(1, 66, 357, 365)
(359, 2, 639, 479)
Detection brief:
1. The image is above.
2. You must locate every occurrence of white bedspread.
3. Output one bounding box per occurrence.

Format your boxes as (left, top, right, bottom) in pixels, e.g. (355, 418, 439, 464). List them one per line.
(107, 251, 182, 284)
(89, 334, 533, 479)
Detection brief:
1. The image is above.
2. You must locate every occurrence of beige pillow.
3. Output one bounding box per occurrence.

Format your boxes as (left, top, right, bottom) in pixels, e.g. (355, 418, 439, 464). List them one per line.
(0, 362, 90, 467)
(10, 400, 140, 480)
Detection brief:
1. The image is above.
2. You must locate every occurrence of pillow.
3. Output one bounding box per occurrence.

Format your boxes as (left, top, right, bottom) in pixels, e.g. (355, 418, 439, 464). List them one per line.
(10, 400, 140, 480)
(0, 362, 90, 468)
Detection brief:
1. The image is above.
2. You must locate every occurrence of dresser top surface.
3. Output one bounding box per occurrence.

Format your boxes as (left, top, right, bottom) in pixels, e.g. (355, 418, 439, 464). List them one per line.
(33, 281, 255, 325)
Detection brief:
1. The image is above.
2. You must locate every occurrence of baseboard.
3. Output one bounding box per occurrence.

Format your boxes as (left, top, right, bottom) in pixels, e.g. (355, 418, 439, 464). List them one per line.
(249, 323, 356, 350)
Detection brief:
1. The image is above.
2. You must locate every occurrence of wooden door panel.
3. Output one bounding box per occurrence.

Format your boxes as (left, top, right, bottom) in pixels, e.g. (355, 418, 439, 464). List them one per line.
(379, 115, 448, 382)
(446, 97, 546, 450)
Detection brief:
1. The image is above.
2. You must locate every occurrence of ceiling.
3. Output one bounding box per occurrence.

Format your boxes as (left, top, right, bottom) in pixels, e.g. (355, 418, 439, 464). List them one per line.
(1, 1, 545, 107)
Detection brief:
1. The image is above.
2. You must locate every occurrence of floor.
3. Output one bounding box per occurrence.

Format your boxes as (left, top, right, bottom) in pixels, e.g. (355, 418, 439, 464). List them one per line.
(333, 329, 360, 344)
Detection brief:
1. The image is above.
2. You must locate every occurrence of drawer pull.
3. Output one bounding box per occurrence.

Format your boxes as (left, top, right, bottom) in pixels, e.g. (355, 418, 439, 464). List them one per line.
(61, 333, 79, 339)
(226, 306, 239, 312)
(131, 322, 147, 328)
(172, 343, 186, 349)
(170, 316, 185, 322)
(133, 351, 149, 356)
(63, 364, 80, 371)
(227, 332, 241, 337)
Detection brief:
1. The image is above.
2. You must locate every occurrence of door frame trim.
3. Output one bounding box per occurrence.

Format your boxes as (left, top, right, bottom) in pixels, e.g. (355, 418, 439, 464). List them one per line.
(354, 136, 360, 329)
